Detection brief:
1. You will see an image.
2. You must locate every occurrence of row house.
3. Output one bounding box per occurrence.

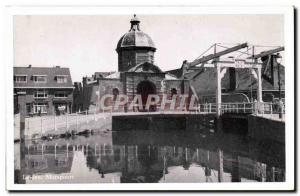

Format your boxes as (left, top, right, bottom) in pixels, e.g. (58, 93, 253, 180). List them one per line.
(14, 65, 74, 116)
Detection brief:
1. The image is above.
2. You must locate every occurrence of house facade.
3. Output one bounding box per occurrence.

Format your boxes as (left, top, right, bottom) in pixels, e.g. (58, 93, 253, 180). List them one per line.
(14, 65, 74, 116)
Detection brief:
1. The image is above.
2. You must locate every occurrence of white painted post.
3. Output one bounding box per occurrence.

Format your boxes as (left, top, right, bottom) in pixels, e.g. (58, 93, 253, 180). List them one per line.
(41, 144, 44, 158)
(216, 63, 222, 118)
(173, 146, 176, 155)
(86, 110, 88, 124)
(257, 67, 263, 103)
(185, 148, 188, 161)
(215, 52, 221, 118)
(27, 119, 30, 137)
(103, 143, 106, 156)
(209, 103, 212, 113)
(54, 115, 57, 132)
(95, 144, 98, 156)
(254, 100, 258, 115)
(218, 149, 224, 182)
(86, 144, 89, 154)
(66, 113, 69, 131)
(66, 143, 69, 158)
(135, 145, 138, 158)
(270, 103, 273, 118)
(76, 112, 78, 130)
(55, 143, 57, 159)
(148, 145, 151, 157)
(256, 66, 263, 115)
(41, 116, 43, 135)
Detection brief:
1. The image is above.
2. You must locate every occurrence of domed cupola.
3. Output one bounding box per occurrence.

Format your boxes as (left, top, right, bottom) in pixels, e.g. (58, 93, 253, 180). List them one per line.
(116, 15, 156, 72)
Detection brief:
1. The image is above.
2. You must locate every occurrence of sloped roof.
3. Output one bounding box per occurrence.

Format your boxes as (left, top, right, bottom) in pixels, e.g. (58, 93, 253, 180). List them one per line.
(93, 72, 115, 79)
(166, 68, 183, 78)
(127, 62, 163, 73)
(165, 73, 179, 80)
(14, 66, 73, 88)
(105, 72, 121, 79)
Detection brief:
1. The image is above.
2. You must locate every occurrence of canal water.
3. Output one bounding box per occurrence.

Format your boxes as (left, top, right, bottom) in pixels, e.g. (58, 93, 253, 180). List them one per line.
(14, 124, 285, 184)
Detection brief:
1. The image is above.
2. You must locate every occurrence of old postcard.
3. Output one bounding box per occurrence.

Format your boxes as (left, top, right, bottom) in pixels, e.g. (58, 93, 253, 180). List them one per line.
(6, 6, 295, 191)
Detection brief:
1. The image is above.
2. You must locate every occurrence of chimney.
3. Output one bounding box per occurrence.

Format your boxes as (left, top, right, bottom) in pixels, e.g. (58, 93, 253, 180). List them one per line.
(28, 64, 32, 68)
(55, 66, 60, 68)
(82, 77, 87, 86)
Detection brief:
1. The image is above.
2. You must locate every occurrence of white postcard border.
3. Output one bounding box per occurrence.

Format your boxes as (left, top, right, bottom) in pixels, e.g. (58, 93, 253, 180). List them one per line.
(5, 5, 294, 191)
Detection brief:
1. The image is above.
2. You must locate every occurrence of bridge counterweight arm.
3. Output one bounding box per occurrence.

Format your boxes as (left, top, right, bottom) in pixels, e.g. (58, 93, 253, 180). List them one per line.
(188, 43, 248, 68)
(247, 46, 284, 59)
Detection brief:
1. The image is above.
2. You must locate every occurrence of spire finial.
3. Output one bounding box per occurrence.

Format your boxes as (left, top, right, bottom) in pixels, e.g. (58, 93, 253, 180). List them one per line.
(130, 14, 140, 31)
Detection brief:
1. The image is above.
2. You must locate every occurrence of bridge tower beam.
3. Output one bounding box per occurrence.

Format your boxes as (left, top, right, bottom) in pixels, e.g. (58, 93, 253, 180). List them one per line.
(216, 64, 222, 118)
(214, 44, 222, 118)
(257, 67, 263, 103)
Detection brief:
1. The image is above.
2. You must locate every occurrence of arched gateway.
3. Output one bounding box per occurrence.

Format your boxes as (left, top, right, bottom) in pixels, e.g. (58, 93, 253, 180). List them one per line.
(136, 80, 157, 111)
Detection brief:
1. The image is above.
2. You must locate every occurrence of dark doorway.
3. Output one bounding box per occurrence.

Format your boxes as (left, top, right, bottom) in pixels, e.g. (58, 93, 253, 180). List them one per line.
(137, 80, 156, 111)
(112, 88, 119, 101)
(171, 88, 177, 97)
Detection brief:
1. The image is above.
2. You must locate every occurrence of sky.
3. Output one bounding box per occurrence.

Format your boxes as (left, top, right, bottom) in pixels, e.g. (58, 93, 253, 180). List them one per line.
(14, 15, 284, 82)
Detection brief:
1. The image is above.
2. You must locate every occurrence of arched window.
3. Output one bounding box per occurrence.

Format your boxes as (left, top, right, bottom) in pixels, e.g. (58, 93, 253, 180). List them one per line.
(112, 88, 119, 101)
(171, 88, 177, 97)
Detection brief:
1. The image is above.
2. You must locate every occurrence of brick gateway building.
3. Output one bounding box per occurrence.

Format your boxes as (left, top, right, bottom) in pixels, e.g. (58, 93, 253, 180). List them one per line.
(73, 15, 190, 112)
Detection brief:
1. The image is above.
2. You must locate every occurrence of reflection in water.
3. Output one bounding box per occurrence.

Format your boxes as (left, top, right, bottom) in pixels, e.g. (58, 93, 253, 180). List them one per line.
(14, 129, 285, 184)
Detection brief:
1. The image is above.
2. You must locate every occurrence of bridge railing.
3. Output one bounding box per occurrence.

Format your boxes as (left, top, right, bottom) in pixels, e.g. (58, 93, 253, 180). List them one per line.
(220, 102, 254, 114)
(219, 102, 285, 120)
(196, 103, 217, 113)
(22, 101, 285, 138)
(254, 102, 285, 121)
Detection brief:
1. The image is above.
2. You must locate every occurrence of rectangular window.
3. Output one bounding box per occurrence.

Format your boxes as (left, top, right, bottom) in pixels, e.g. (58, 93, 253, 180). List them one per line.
(26, 103, 31, 114)
(14, 75, 27, 83)
(54, 91, 68, 98)
(34, 89, 48, 98)
(33, 103, 48, 114)
(56, 75, 68, 83)
(33, 75, 47, 83)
